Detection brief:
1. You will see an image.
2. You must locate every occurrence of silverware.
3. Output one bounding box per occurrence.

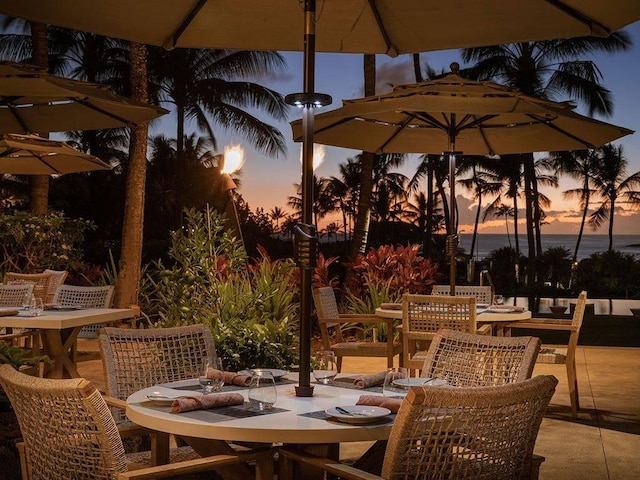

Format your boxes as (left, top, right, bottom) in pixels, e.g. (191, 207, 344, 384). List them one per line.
(335, 406, 371, 417)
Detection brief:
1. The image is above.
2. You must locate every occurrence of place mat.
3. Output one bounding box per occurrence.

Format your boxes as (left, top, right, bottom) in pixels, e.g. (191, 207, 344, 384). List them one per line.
(0, 309, 19, 317)
(143, 401, 288, 422)
(300, 409, 395, 424)
(321, 377, 384, 394)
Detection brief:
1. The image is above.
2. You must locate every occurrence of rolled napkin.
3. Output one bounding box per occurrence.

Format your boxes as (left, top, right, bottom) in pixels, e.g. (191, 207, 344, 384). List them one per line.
(171, 392, 244, 413)
(356, 395, 403, 414)
(354, 370, 388, 388)
(0, 309, 19, 317)
(490, 305, 525, 312)
(206, 368, 252, 387)
(379, 303, 402, 311)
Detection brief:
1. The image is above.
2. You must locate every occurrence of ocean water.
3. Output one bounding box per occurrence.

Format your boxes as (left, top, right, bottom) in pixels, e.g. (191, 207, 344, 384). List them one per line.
(459, 234, 640, 260)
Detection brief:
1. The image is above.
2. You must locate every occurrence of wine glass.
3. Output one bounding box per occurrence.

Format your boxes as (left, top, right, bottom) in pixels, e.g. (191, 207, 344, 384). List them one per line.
(494, 295, 504, 305)
(382, 367, 409, 398)
(30, 297, 44, 317)
(21, 294, 32, 314)
(199, 357, 224, 394)
(248, 370, 277, 410)
(313, 351, 337, 385)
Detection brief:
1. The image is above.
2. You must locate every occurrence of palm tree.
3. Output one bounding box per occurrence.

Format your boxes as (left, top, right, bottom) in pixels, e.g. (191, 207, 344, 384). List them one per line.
(147, 47, 289, 228)
(590, 144, 640, 252)
(288, 175, 334, 226)
(327, 157, 362, 242)
(462, 33, 631, 309)
(547, 149, 600, 266)
(269, 206, 286, 233)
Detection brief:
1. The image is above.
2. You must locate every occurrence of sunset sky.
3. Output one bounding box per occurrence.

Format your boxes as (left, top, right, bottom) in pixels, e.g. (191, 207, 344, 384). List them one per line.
(153, 22, 640, 236)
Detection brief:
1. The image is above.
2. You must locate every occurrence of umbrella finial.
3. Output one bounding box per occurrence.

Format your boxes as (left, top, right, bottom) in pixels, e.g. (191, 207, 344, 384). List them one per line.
(450, 62, 460, 73)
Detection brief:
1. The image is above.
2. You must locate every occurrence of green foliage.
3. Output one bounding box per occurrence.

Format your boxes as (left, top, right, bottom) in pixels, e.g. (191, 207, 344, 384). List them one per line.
(575, 250, 640, 298)
(0, 210, 94, 275)
(0, 343, 51, 370)
(148, 206, 299, 371)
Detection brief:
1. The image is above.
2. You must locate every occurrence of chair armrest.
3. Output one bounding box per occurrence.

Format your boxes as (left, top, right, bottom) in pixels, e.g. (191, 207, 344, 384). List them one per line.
(119, 449, 274, 480)
(279, 447, 383, 480)
(103, 395, 127, 411)
(338, 314, 389, 324)
(506, 319, 577, 332)
(476, 323, 492, 335)
(117, 423, 152, 439)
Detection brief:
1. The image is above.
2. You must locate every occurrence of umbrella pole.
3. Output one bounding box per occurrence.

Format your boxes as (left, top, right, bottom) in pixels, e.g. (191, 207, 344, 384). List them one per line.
(447, 132, 457, 296)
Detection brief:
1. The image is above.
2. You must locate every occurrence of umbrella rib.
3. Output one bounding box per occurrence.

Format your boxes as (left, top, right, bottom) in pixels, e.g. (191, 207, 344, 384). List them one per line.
(165, 0, 208, 49)
(544, 0, 612, 36)
(24, 149, 60, 175)
(74, 98, 137, 127)
(376, 114, 418, 152)
(526, 113, 597, 149)
(5, 105, 32, 134)
(366, 0, 393, 54)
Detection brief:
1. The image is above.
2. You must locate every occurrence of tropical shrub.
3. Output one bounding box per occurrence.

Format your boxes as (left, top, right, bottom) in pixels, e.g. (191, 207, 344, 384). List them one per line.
(148, 206, 299, 370)
(0, 210, 94, 275)
(575, 250, 640, 298)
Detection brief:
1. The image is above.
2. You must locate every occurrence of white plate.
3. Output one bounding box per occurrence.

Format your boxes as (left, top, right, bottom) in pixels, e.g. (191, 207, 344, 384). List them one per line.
(238, 368, 288, 380)
(486, 307, 517, 313)
(392, 377, 448, 387)
(145, 389, 190, 406)
(325, 405, 391, 424)
(477, 303, 490, 308)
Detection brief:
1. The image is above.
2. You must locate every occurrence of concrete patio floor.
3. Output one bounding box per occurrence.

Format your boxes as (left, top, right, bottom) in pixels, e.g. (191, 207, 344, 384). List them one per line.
(76, 339, 640, 480)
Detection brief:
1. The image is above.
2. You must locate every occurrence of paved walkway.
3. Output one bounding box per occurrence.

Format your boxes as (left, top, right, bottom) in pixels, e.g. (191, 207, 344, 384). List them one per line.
(76, 340, 640, 480)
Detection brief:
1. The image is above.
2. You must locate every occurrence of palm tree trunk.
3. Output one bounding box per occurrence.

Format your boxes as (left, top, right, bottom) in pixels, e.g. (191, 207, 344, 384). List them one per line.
(523, 155, 538, 312)
(573, 183, 590, 264)
(470, 165, 480, 258)
(424, 161, 434, 258)
(350, 54, 376, 258)
(29, 21, 49, 215)
(113, 42, 149, 308)
(608, 196, 615, 252)
(412, 54, 423, 83)
(174, 103, 186, 229)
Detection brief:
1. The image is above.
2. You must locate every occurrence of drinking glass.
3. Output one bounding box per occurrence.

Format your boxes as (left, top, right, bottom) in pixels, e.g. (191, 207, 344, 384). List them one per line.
(30, 297, 44, 317)
(313, 351, 337, 384)
(382, 367, 409, 398)
(21, 294, 32, 314)
(248, 370, 277, 410)
(494, 295, 504, 305)
(199, 357, 224, 394)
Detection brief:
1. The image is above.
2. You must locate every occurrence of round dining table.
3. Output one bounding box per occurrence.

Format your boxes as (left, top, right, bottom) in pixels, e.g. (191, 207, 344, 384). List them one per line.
(126, 376, 393, 445)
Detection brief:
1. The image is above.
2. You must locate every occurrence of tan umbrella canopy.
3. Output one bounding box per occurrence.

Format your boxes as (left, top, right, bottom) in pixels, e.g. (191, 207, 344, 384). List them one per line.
(0, 134, 111, 175)
(1, 1, 639, 53)
(0, 61, 168, 134)
(4, 0, 638, 396)
(292, 66, 634, 292)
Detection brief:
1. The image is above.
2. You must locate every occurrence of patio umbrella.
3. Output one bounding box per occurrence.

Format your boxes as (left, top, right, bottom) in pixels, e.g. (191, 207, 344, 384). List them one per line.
(0, 134, 111, 175)
(291, 65, 634, 292)
(3, 0, 638, 396)
(0, 61, 168, 134)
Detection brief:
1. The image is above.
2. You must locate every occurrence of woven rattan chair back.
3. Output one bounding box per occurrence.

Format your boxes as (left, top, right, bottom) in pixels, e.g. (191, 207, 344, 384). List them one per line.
(313, 287, 341, 328)
(52, 285, 114, 308)
(382, 375, 558, 480)
(0, 364, 127, 480)
(3, 272, 52, 302)
(42, 269, 68, 301)
(431, 284, 493, 304)
(99, 324, 217, 423)
(0, 283, 34, 307)
(421, 329, 541, 387)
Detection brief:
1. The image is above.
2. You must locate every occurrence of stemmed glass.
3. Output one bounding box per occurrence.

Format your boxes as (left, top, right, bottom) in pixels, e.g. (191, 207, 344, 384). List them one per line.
(199, 357, 225, 394)
(313, 351, 337, 385)
(30, 297, 44, 317)
(494, 295, 504, 306)
(382, 367, 409, 398)
(248, 370, 277, 410)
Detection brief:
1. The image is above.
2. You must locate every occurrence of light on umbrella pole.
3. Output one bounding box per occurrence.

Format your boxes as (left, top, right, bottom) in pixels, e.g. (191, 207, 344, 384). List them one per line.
(220, 144, 245, 250)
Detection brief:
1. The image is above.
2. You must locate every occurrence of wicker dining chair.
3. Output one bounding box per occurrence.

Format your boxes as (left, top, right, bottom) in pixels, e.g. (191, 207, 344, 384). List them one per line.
(53, 284, 115, 340)
(3, 272, 52, 302)
(0, 283, 40, 359)
(0, 365, 273, 480)
(503, 291, 587, 418)
(313, 287, 403, 372)
(402, 294, 491, 373)
(279, 375, 558, 480)
(42, 268, 68, 302)
(420, 328, 541, 387)
(431, 284, 494, 304)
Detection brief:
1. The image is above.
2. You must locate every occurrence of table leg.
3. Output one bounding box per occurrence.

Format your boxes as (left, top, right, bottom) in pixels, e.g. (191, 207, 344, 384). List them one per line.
(150, 431, 170, 465)
(279, 443, 339, 480)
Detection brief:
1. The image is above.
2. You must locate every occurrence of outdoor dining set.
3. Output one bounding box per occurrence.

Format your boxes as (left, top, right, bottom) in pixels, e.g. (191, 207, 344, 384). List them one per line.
(0, 276, 588, 480)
